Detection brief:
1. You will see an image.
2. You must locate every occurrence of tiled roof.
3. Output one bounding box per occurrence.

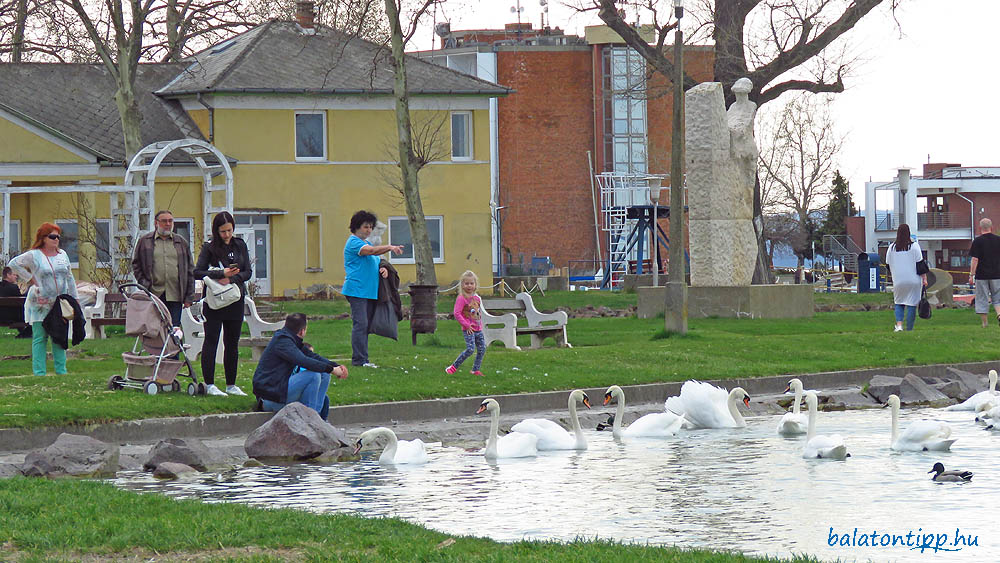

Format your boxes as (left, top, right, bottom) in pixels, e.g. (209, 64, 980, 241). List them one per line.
(157, 21, 510, 96)
(0, 63, 204, 163)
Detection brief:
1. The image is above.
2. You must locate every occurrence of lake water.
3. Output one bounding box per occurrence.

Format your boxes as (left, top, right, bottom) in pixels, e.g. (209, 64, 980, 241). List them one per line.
(113, 406, 996, 562)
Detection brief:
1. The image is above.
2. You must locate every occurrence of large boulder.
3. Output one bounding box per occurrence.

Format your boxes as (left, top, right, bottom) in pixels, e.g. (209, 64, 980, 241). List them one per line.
(0, 463, 22, 478)
(898, 373, 950, 406)
(153, 462, 198, 479)
(245, 402, 350, 461)
(821, 388, 880, 410)
(945, 367, 987, 400)
(20, 433, 119, 478)
(867, 375, 903, 404)
(142, 438, 217, 472)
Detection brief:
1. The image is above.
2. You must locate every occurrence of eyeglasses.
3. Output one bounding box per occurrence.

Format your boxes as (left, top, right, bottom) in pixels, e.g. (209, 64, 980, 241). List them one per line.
(46, 234, 60, 241)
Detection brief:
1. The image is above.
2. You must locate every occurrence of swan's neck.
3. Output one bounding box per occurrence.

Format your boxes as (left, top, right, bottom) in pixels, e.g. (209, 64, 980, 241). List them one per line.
(728, 394, 746, 426)
(612, 393, 624, 438)
(379, 430, 398, 463)
(806, 402, 817, 441)
(991, 375, 998, 393)
(890, 403, 899, 445)
(568, 395, 584, 444)
(485, 408, 499, 458)
(792, 387, 802, 415)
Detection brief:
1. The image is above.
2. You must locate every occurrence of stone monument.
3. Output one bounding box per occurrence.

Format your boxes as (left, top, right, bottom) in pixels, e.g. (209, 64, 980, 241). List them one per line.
(685, 77, 758, 287)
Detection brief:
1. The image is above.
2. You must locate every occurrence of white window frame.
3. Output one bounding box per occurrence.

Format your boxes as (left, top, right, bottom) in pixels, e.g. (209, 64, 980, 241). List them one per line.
(54, 219, 79, 268)
(294, 111, 327, 162)
(450, 111, 473, 161)
(95, 218, 112, 269)
(172, 218, 196, 255)
(7, 219, 21, 257)
(388, 215, 444, 264)
(304, 213, 323, 272)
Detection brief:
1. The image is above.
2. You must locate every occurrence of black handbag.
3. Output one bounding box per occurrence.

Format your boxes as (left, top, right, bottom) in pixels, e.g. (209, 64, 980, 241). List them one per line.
(918, 288, 932, 319)
(916, 259, 930, 275)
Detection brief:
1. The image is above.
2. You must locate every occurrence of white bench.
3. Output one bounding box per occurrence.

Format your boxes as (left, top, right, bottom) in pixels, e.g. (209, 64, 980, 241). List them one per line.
(481, 292, 570, 350)
(83, 287, 108, 339)
(181, 297, 285, 362)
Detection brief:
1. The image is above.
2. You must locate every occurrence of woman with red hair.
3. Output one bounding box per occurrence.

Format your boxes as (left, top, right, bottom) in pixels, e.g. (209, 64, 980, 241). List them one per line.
(8, 222, 78, 375)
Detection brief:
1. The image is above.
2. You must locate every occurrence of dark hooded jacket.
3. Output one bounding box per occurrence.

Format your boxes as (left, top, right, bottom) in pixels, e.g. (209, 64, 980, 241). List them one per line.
(42, 294, 85, 349)
(252, 328, 339, 404)
(368, 260, 401, 339)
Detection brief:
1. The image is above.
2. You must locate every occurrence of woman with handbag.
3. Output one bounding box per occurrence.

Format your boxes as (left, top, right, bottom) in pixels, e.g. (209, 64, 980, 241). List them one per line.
(885, 223, 928, 332)
(194, 211, 251, 396)
(8, 222, 78, 375)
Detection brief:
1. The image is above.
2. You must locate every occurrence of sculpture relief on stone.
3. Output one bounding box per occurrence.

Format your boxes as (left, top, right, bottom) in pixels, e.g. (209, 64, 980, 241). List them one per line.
(685, 78, 759, 287)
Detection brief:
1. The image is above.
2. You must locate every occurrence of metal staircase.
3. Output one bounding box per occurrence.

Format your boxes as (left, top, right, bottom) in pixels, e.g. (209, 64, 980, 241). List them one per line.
(822, 234, 864, 272)
(595, 173, 661, 288)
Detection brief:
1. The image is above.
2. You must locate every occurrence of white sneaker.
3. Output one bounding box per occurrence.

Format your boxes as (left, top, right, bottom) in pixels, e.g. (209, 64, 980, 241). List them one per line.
(362, 362, 378, 368)
(226, 385, 247, 396)
(893, 326, 903, 332)
(205, 384, 228, 396)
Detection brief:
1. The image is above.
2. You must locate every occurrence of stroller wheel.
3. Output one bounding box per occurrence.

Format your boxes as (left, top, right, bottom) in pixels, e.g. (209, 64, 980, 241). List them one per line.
(187, 383, 197, 396)
(197, 382, 207, 396)
(171, 380, 181, 393)
(143, 381, 158, 395)
(106, 375, 124, 391)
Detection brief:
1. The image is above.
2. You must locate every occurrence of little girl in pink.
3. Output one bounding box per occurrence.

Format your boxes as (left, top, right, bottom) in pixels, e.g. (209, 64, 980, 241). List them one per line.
(446, 270, 487, 376)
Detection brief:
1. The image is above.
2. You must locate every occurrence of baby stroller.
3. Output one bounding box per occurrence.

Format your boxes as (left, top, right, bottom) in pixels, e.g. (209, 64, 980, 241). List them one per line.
(107, 283, 205, 395)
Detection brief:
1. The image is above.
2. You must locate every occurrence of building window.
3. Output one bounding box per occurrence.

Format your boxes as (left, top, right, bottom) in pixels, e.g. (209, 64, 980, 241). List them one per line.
(951, 249, 970, 268)
(305, 214, 322, 271)
(388, 216, 443, 264)
(451, 112, 473, 160)
(7, 219, 21, 257)
(295, 111, 326, 160)
(602, 46, 648, 174)
(95, 219, 111, 268)
(55, 220, 79, 267)
(172, 218, 195, 253)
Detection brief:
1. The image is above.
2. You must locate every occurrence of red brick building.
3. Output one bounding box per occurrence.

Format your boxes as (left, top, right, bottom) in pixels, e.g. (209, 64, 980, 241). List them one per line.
(416, 24, 714, 275)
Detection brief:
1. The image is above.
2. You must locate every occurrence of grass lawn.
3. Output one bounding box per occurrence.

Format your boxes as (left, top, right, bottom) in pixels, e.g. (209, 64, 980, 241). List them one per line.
(0, 291, 990, 430)
(0, 478, 815, 562)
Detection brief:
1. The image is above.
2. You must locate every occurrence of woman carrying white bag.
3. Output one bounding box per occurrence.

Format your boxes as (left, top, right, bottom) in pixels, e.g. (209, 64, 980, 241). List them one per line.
(194, 211, 251, 396)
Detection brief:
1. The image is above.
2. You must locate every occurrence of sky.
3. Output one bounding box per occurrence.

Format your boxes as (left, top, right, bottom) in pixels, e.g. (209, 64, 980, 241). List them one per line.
(415, 0, 1000, 215)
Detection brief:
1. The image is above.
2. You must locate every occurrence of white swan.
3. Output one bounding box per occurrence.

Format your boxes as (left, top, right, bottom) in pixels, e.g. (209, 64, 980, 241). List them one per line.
(664, 381, 750, 429)
(511, 389, 591, 450)
(945, 369, 999, 411)
(354, 427, 428, 464)
(977, 400, 1000, 424)
(475, 398, 538, 459)
(603, 385, 685, 438)
(776, 378, 809, 436)
(802, 391, 849, 460)
(885, 395, 955, 452)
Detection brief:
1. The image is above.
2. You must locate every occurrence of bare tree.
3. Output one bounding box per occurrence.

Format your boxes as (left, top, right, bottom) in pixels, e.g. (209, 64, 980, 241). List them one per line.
(383, 0, 444, 286)
(758, 93, 843, 274)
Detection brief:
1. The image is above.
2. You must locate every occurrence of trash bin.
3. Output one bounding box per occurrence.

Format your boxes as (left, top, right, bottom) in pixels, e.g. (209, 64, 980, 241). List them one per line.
(857, 252, 882, 293)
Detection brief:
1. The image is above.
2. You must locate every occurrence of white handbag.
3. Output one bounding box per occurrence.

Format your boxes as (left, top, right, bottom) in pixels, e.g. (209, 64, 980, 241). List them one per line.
(202, 276, 240, 310)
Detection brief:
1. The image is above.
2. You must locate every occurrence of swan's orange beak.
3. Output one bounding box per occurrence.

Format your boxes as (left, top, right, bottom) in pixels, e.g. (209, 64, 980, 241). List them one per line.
(783, 384, 791, 393)
(352, 440, 363, 455)
(476, 404, 487, 415)
(583, 396, 592, 409)
(603, 393, 612, 406)
(742, 396, 751, 408)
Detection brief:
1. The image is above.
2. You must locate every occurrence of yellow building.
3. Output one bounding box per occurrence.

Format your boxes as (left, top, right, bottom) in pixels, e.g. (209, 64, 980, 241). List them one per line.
(0, 20, 508, 295)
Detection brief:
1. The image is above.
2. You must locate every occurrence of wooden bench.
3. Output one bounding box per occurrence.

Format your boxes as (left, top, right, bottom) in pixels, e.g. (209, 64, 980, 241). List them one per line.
(87, 291, 127, 339)
(481, 292, 570, 350)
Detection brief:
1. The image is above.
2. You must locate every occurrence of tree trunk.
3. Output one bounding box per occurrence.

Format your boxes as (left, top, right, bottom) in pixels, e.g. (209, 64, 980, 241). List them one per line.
(384, 0, 436, 286)
(114, 67, 144, 163)
(12, 0, 28, 63)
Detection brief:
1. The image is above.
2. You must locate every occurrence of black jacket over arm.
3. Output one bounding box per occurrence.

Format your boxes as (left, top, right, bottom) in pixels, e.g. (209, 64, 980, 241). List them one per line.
(252, 328, 339, 404)
(42, 294, 85, 348)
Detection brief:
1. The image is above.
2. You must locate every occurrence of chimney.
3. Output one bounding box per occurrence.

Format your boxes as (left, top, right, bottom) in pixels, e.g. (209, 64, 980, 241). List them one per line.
(295, 1, 316, 33)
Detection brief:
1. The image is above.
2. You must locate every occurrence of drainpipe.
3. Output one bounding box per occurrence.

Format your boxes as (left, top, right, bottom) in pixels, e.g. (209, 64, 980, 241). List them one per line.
(955, 191, 975, 242)
(196, 93, 214, 143)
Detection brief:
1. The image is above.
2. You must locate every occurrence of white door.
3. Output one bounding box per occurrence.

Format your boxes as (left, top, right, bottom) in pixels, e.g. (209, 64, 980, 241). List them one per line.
(234, 226, 270, 295)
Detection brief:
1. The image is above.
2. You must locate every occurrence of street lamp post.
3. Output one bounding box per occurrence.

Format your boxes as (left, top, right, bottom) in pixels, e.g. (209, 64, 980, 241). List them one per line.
(665, 0, 688, 334)
(648, 177, 662, 287)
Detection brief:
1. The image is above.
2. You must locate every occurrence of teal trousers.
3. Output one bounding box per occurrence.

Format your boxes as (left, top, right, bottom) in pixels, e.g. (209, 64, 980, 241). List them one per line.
(31, 321, 66, 376)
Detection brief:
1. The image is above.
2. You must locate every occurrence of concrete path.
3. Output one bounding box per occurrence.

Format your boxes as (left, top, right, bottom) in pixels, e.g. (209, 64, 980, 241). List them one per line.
(2, 360, 996, 460)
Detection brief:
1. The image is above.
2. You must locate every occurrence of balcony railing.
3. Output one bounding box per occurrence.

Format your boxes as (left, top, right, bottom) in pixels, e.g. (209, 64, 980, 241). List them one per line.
(875, 212, 970, 232)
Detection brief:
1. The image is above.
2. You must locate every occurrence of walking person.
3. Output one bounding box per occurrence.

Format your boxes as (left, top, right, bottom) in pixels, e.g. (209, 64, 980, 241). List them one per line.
(131, 210, 196, 327)
(8, 223, 79, 375)
(445, 270, 487, 376)
(194, 211, 251, 396)
(969, 218, 1000, 327)
(342, 210, 403, 367)
(885, 224, 927, 332)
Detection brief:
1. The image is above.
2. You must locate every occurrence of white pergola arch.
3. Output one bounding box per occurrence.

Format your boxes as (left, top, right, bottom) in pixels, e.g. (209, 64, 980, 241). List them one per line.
(0, 138, 232, 285)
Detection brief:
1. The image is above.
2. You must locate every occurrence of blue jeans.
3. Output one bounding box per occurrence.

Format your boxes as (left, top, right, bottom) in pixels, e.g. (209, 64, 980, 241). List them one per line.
(894, 304, 916, 331)
(261, 369, 331, 420)
(453, 330, 486, 371)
